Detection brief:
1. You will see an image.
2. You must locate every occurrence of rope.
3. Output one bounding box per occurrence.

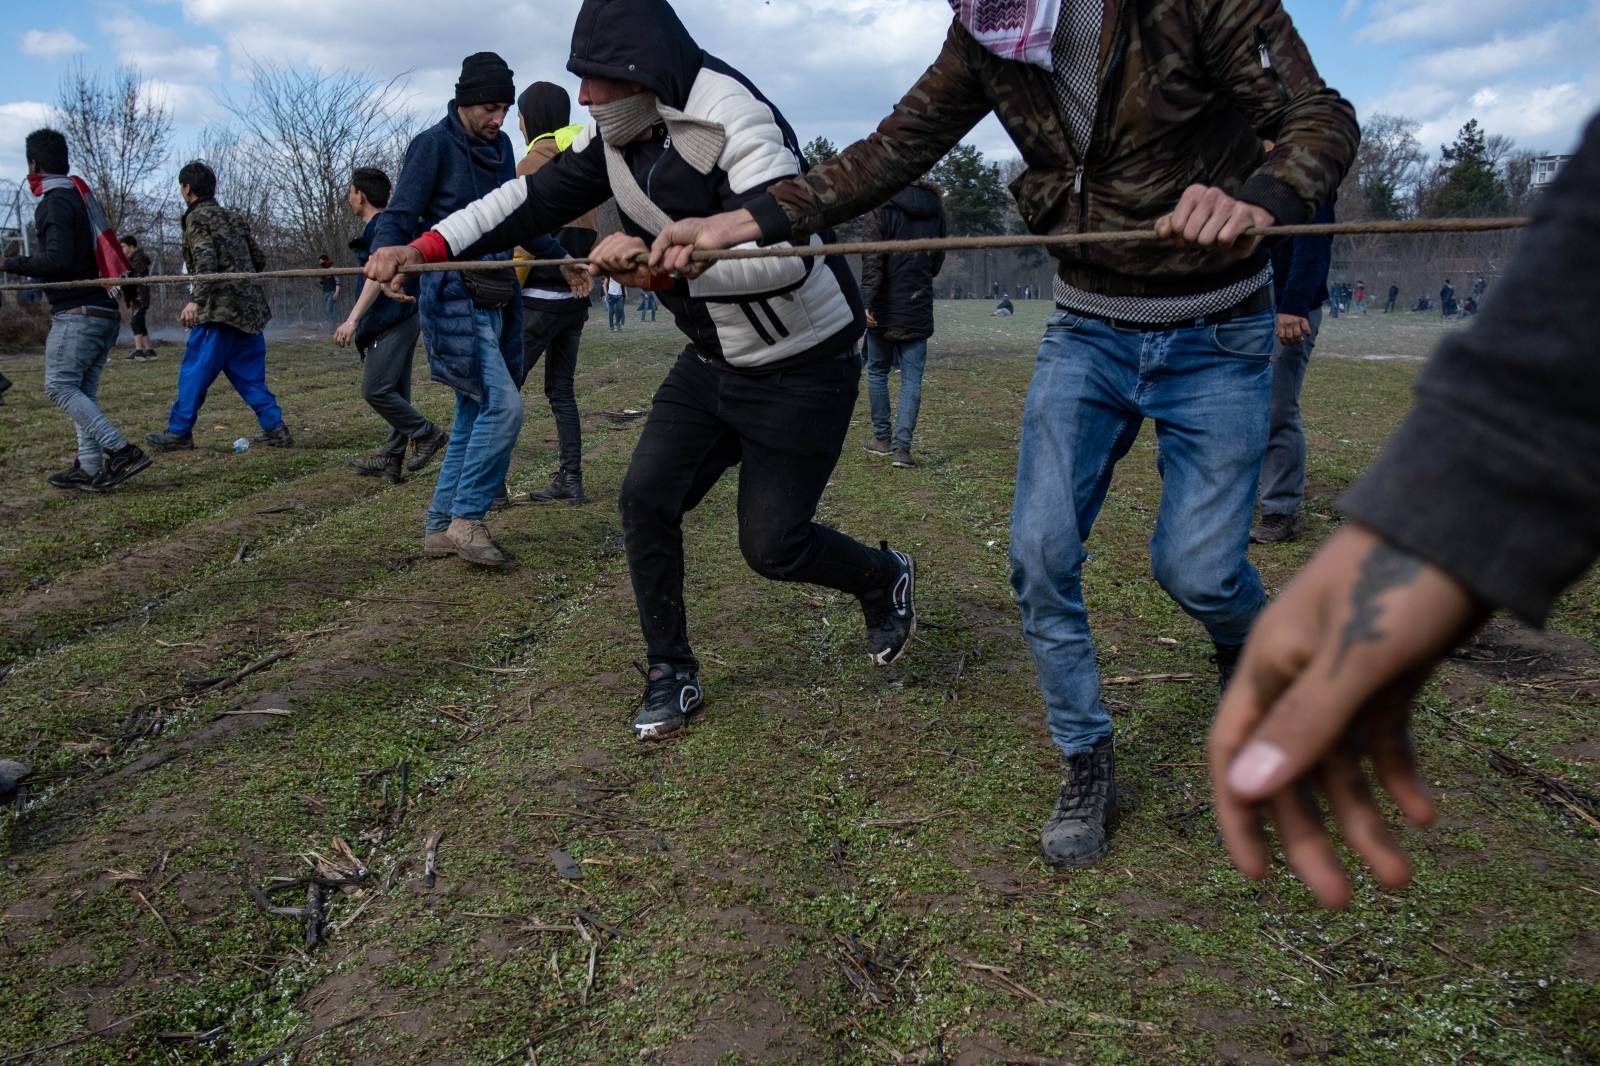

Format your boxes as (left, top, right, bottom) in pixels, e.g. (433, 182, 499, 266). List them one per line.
(0, 216, 1529, 292)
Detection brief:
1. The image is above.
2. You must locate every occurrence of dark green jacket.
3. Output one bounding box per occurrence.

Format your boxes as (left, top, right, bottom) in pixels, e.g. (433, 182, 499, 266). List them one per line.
(182, 199, 271, 335)
(748, 0, 1359, 300)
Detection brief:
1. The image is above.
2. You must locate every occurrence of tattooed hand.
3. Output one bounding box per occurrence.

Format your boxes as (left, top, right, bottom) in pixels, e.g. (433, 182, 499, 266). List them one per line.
(1208, 524, 1486, 909)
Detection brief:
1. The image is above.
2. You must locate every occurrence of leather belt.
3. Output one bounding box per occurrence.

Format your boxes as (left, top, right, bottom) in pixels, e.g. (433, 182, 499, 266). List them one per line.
(1067, 284, 1274, 333)
(57, 304, 121, 321)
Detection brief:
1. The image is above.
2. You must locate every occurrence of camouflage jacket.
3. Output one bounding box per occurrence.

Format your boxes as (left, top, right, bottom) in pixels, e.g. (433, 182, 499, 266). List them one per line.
(182, 198, 272, 334)
(747, 0, 1359, 299)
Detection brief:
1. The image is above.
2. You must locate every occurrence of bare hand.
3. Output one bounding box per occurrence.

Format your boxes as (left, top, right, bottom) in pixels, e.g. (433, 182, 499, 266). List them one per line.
(333, 319, 357, 348)
(1208, 524, 1485, 909)
(365, 245, 422, 300)
(649, 209, 761, 279)
(1276, 313, 1311, 346)
(180, 302, 199, 328)
(586, 234, 652, 289)
(865, 308, 879, 330)
(560, 262, 594, 299)
(1155, 185, 1275, 253)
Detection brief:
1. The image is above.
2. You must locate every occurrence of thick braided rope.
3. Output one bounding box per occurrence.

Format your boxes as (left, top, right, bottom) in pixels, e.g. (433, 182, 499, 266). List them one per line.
(0, 217, 1529, 292)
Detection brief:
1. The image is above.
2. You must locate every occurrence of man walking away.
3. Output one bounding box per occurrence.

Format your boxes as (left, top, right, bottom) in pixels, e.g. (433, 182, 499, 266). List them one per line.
(860, 179, 947, 469)
(318, 256, 341, 332)
(335, 166, 448, 483)
(1384, 282, 1399, 313)
(120, 234, 155, 360)
(638, 290, 657, 320)
(516, 81, 598, 506)
(1440, 278, 1455, 317)
(1253, 198, 1334, 544)
(4, 128, 151, 491)
(606, 276, 625, 330)
(147, 162, 290, 452)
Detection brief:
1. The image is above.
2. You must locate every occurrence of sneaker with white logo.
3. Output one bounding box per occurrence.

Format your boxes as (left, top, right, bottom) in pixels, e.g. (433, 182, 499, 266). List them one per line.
(862, 543, 917, 667)
(632, 663, 704, 741)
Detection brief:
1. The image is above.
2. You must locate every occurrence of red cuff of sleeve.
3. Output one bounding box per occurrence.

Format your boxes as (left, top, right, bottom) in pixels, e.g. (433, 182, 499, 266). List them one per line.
(410, 231, 450, 264)
(643, 272, 675, 292)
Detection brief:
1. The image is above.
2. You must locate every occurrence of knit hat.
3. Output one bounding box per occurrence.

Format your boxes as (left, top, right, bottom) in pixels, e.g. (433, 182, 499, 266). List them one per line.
(455, 52, 515, 107)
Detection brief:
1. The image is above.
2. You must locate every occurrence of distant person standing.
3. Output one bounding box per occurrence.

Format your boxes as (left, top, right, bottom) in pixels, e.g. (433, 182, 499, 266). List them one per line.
(4, 127, 151, 491)
(119, 234, 155, 360)
(1384, 282, 1399, 313)
(1254, 199, 1333, 544)
(1473, 275, 1487, 303)
(1440, 278, 1456, 317)
(318, 255, 341, 331)
(638, 290, 657, 321)
(606, 276, 626, 331)
(860, 179, 947, 469)
(146, 160, 292, 452)
(1352, 279, 1366, 314)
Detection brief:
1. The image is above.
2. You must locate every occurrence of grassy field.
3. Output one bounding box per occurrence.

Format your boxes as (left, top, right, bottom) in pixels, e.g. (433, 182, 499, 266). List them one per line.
(0, 302, 1594, 1065)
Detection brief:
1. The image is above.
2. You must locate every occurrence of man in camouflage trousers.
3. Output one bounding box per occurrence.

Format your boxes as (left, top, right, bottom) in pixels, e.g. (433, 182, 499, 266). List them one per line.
(653, 0, 1357, 869)
(147, 160, 292, 451)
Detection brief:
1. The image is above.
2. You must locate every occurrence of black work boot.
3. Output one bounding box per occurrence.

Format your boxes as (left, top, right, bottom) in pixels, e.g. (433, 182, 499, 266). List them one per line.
(1211, 642, 1244, 693)
(1040, 737, 1120, 869)
(87, 444, 152, 492)
(406, 425, 450, 472)
(349, 453, 404, 483)
(145, 429, 194, 451)
(1250, 512, 1305, 544)
(861, 543, 917, 667)
(258, 425, 295, 448)
(632, 663, 704, 741)
(48, 461, 95, 491)
(530, 470, 586, 505)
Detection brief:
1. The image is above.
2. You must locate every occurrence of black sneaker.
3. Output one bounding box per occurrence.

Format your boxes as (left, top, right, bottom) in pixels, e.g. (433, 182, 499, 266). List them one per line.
(48, 462, 95, 491)
(86, 444, 152, 492)
(1250, 512, 1305, 544)
(1040, 737, 1121, 869)
(862, 543, 917, 667)
(1211, 642, 1243, 693)
(891, 448, 916, 468)
(406, 425, 450, 472)
(632, 663, 704, 741)
(863, 436, 892, 457)
(258, 425, 295, 448)
(530, 472, 586, 505)
(145, 430, 194, 451)
(349, 453, 403, 483)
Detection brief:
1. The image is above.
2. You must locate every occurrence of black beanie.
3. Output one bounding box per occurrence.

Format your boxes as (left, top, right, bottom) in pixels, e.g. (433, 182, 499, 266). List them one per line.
(456, 52, 515, 108)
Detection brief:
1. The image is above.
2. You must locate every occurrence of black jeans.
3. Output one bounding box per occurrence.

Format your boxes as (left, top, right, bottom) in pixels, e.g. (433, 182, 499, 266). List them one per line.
(620, 347, 899, 668)
(519, 300, 588, 477)
(360, 314, 433, 457)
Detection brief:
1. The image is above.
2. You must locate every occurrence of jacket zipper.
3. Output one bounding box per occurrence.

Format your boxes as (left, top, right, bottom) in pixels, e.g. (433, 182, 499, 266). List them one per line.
(1077, 2, 1129, 233)
(1254, 27, 1290, 98)
(646, 132, 671, 202)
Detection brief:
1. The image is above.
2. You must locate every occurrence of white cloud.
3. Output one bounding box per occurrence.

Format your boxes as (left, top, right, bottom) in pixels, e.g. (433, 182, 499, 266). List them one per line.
(1412, 25, 1566, 85)
(1356, 0, 1563, 44)
(0, 101, 58, 180)
(21, 29, 88, 61)
(1340, 0, 1363, 20)
(100, 10, 222, 82)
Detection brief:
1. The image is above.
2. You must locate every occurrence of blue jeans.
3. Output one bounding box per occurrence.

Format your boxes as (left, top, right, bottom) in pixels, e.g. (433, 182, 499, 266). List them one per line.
(324, 291, 339, 330)
(44, 311, 126, 474)
(168, 324, 283, 436)
(1010, 309, 1274, 756)
(1259, 309, 1321, 517)
(426, 309, 524, 530)
(865, 334, 927, 451)
(607, 296, 625, 329)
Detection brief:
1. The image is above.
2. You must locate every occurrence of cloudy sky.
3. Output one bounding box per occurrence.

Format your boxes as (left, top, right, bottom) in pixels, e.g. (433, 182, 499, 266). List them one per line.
(1, 0, 1596, 182)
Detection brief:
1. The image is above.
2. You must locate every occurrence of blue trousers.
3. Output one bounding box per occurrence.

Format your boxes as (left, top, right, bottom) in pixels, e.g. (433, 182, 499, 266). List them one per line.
(865, 334, 928, 450)
(1010, 309, 1274, 756)
(168, 323, 283, 435)
(45, 312, 126, 474)
(425, 309, 524, 530)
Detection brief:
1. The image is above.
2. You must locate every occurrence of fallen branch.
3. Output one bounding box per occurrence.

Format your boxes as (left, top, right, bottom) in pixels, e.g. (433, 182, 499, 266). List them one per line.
(132, 889, 179, 947)
(1102, 672, 1199, 686)
(859, 810, 954, 829)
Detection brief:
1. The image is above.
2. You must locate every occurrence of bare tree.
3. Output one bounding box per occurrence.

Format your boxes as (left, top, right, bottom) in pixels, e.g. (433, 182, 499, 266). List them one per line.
(223, 59, 416, 265)
(1336, 113, 1426, 221)
(54, 63, 174, 232)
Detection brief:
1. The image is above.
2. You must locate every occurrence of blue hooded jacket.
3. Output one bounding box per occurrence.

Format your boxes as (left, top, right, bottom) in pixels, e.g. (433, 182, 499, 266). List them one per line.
(372, 103, 562, 398)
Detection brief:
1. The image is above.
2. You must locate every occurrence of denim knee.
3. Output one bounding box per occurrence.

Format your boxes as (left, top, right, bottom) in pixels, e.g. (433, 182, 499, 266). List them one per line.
(1150, 548, 1232, 618)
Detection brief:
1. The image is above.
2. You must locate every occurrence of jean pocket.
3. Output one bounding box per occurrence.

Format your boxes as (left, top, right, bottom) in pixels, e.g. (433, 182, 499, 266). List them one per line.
(1210, 312, 1275, 360)
(1046, 310, 1085, 332)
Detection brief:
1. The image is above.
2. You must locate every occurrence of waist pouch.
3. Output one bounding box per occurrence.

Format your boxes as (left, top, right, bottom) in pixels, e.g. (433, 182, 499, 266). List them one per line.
(462, 266, 519, 310)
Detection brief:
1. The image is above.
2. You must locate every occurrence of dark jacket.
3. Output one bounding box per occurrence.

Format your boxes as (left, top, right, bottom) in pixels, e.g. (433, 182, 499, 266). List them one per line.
(749, 2, 1358, 302)
(1270, 199, 1333, 319)
(182, 198, 271, 334)
(3, 188, 116, 313)
(372, 103, 525, 399)
(517, 83, 599, 308)
(123, 246, 152, 312)
(860, 183, 947, 342)
(427, 0, 864, 373)
(1341, 113, 1600, 626)
(349, 214, 419, 351)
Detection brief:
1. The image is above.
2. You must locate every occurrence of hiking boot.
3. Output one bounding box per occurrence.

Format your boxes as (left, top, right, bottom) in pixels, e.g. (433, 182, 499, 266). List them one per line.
(349, 453, 404, 483)
(1211, 642, 1244, 693)
(145, 430, 194, 451)
(1250, 512, 1305, 544)
(446, 518, 512, 569)
(861, 543, 917, 667)
(892, 448, 916, 468)
(1040, 737, 1121, 869)
(258, 425, 295, 448)
(632, 663, 704, 741)
(423, 530, 455, 558)
(86, 444, 152, 492)
(406, 425, 450, 472)
(863, 436, 892, 457)
(48, 461, 95, 491)
(530, 471, 586, 505)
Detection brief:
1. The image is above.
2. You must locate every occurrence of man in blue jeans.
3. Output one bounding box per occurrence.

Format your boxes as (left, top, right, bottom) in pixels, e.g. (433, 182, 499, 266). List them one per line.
(4, 128, 152, 491)
(1254, 197, 1334, 545)
(860, 180, 946, 469)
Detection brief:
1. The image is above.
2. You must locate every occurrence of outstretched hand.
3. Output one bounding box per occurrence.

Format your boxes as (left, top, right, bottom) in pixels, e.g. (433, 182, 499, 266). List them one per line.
(649, 209, 762, 280)
(1208, 524, 1485, 909)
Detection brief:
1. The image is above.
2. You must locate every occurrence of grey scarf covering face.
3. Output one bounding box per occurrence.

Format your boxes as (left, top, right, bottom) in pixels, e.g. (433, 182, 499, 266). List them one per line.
(590, 92, 726, 235)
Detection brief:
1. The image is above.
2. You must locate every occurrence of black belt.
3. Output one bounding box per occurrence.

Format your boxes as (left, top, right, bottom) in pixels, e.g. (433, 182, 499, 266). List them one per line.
(1065, 284, 1273, 333)
(57, 304, 121, 321)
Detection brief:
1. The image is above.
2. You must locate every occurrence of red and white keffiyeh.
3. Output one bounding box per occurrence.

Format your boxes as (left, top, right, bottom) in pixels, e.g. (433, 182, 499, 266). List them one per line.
(26, 172, 132, 282)
(948, 0, 1062, 69)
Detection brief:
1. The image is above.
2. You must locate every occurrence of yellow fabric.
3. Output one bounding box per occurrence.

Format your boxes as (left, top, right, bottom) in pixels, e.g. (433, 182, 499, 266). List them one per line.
(516, 124, 588, 285)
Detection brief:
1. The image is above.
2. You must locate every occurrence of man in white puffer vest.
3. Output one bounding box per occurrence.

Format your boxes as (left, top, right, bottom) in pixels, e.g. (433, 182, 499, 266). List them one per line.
(366, 0, 920, 741)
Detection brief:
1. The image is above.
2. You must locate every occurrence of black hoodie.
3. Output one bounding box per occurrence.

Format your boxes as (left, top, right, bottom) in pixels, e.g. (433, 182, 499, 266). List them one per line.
(860, 183, 948, 342)
(432, 0, 864, 372)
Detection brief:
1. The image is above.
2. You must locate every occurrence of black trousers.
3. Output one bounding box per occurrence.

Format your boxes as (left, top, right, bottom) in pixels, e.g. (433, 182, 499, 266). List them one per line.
(519, 301, 588, 477)
(360, 314, 433, 457)
(129, 306, 148, 336)
(620, 347, 899, 668)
